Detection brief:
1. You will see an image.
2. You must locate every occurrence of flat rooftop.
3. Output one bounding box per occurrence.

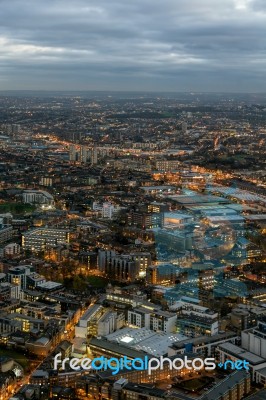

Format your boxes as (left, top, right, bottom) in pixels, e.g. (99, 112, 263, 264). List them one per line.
(89, 337, 147, 360)
(171, 331, 237, 349)
(37, 281, 63, 290)
(105, 327, 188, 357)
(169, 194, 228, 205)
(80, 304, 103, 321)
(218, 342, 265, 365)
(206, 215, 244, 222)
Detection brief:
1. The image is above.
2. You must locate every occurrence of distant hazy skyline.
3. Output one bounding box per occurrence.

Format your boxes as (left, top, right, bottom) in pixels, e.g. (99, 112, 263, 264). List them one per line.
(1, 0, 266, 92)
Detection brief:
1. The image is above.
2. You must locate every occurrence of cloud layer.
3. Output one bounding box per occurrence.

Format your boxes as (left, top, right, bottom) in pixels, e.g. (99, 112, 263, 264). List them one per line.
(1, 0, 266, 91)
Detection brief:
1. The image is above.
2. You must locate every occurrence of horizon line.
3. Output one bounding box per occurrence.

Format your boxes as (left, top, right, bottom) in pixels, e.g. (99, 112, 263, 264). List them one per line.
(1, 89, 266, 95)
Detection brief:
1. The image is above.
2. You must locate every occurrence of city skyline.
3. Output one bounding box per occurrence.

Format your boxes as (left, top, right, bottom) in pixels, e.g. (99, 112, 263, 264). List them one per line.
(1, 0, 266, 92)
(0, 90, 265, 400)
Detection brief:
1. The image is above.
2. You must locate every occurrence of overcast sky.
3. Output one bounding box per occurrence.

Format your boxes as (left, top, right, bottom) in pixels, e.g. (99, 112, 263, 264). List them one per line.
(1, 0, 266, 92)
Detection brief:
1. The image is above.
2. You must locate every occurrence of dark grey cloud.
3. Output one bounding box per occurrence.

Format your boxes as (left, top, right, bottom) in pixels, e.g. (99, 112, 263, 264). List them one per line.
(0, 0, 266, 91)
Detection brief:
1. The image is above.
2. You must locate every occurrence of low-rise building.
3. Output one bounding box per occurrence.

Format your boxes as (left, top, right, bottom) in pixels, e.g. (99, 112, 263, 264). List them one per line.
(22, 228, 70, 252)
(22, 190, 54, 205)
(128, 307, 177, 333)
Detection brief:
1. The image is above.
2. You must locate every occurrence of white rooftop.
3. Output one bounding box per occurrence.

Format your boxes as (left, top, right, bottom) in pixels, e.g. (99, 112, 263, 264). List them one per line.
(37, 281, 62, 289)
(105, 327, 188, 357)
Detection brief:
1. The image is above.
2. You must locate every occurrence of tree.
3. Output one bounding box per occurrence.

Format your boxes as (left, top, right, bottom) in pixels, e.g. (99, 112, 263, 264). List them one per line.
(73, 275, 87, 291)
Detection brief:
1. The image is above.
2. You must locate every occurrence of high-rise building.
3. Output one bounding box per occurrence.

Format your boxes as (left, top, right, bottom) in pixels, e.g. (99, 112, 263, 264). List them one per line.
(147, 263, 179, 285)
(128, 211, 163, 229)
(128, 307, 177, 333)
(98, 250, 151, 280)
(98, 251, 139, 282)
(93, 202, 121, 219)
(39, 177, 53, 187)
(90, 146, 98, 165)
(4, 243, 20, 257)
(181, 121, 187, 134)
(0, 218, 13, 244)
(69, 144, 78, 161)
(8, 265, 33, 290)
(79, 251, 98, 271)
(80, 145, 88, 163)
(130, 252, 151, 277)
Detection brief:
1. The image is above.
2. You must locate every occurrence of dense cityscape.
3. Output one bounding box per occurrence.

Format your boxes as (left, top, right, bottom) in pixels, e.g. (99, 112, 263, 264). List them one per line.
(0, 91, 265, 400)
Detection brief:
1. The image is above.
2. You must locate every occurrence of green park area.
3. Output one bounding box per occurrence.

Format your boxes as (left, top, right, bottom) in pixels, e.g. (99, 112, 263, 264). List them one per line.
(0, 202, 35, 214)
(0, 347, 29, 371)
(86, 275, 109, 288)
(66, 275, 110, 291)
